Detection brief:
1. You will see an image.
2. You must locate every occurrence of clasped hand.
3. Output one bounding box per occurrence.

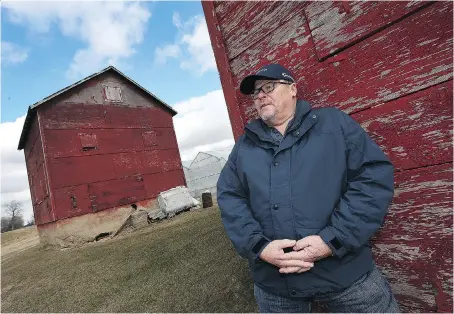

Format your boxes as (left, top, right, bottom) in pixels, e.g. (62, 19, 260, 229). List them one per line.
(258, 236, 333, 274)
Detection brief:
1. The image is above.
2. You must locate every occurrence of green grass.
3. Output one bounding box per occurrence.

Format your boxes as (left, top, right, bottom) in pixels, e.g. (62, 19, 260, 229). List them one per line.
(1, 207, 258, 313)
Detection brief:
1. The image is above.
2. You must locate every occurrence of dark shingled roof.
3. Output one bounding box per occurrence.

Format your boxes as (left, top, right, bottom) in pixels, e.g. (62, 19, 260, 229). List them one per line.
(17, 66, 177, 150)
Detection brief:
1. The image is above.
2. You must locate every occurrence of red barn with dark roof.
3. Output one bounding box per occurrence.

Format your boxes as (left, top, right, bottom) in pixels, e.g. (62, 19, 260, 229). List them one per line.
(18, 66, 185, 246)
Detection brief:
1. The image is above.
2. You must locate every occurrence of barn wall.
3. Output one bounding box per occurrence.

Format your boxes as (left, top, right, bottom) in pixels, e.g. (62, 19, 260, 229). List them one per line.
(203, 1, 453, 312)
(37, 72, 185, 223)
(24, 116, 54, 225)
(59, 71, 165, 108)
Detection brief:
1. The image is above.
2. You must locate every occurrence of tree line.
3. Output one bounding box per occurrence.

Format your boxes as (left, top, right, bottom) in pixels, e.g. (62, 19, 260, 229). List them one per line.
(1, 201, 34, 233)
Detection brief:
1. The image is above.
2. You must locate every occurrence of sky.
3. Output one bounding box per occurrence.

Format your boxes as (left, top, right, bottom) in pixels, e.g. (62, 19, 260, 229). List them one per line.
(0, 0, 235, 222)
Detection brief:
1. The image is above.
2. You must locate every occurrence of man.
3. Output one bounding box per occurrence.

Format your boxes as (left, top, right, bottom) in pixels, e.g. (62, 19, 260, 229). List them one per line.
(216, 63, 399, 313)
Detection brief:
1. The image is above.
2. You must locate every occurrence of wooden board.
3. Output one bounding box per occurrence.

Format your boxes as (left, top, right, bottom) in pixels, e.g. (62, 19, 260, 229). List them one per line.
(352, 81, 453, 171)
(88, 176, 147, 212)
(25, 136, 44, 178)
(24, 117, 40, 160)
(204, 1, 454, 312)
(34, 197, 53, 225)
(44, 127, 178, 159)
(48, 154, 115, 189)
(372, 163, 453, 312)
(229, 1, 452, 125)
(104, 105, 173, 129)
(40, 103, 108, 130)
(143, 170, 186, 199)
(203, 0, 244, 140)
(112, 152, 142, 178)
(219, 1, 305, 60)
(40, 103, 174, 130)
(305, 1, 431, 60)
(53, 184, 92, 220)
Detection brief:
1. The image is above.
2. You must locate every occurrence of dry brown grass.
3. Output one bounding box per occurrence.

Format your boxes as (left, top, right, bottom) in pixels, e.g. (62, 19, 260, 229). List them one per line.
(1, 226, 40, 260)
(1, 207, 258, 313)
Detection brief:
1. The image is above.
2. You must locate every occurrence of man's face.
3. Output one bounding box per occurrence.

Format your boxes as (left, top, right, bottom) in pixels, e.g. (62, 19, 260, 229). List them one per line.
(252, 79, 297, 124)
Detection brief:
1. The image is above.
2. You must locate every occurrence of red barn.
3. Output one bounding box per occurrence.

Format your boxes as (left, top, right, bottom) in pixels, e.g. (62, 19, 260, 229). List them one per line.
(18, 66, 185, 246)
(203, 1, 453, 312)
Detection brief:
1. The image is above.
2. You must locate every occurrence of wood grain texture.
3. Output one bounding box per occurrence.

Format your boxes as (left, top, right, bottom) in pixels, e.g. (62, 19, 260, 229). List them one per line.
(219, 1, 305, 60)
(88, 176, 148, 212)
(202, 0, 244, 140)
(205, 1, 454, 312)
(53, 184, 92, 220)
(214, 0, 244, 24)
(352, 81, 453, 171)
(229, 1, 452, 124)
(143, 170, 186, 199)
(372, 163, 453, 312)
(305, 0, 430, 60)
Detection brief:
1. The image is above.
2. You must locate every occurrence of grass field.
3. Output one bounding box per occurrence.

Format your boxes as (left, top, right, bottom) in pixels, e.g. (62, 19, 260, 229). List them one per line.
(1, 207, 258, 313)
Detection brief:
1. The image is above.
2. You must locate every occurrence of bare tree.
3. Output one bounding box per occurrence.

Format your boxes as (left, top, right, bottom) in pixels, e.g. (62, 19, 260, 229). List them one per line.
(1, 217, 11, 233)
(25, 217, 35, 227)
(3, 201, 24, 231)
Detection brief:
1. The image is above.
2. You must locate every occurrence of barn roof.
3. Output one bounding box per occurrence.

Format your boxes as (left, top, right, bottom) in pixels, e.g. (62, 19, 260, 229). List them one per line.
(17, 66, 177, 150)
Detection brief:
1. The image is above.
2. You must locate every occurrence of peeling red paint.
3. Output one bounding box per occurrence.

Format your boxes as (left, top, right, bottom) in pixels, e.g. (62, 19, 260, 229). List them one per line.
(227, 1, 452, 125)
(305, 0, 430, 60)
(202, 0, 244, 140)
(352, 81, 453, 171)
(372, 163, 453, 312)
(219, 1, 306, 60)
(205, 1, 453, 312)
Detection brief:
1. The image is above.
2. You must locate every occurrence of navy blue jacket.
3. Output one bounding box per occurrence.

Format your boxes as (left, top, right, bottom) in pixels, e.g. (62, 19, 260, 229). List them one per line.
(216, 100, 394, 298)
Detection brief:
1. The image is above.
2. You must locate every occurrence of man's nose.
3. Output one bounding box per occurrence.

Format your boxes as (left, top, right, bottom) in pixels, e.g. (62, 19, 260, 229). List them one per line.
(257, 89, 267, 99)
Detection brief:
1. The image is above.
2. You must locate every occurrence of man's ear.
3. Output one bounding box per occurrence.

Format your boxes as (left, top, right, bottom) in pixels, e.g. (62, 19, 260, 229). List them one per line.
(291, 83, 297, 97)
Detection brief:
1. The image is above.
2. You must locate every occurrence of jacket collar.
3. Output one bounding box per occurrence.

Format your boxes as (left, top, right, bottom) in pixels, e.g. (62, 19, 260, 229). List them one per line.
(244, 99, 313, 144)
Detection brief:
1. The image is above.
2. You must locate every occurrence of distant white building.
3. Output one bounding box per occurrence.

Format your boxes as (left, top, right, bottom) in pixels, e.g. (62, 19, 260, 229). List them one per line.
(182, 148, 233, 199)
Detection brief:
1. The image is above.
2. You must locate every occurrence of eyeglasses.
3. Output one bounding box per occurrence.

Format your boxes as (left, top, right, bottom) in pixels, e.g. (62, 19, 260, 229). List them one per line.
(251, 81, 293, 99)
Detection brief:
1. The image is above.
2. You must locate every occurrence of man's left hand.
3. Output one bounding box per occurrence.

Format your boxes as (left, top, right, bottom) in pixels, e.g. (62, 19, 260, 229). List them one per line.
(279, 235, 333, 274)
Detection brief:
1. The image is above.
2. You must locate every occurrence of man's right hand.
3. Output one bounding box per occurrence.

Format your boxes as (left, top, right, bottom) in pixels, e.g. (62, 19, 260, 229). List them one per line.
(259, 239, 314, 272)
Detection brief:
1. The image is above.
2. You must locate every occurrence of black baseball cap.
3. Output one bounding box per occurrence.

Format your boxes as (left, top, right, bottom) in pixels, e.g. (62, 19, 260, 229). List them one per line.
(240, 63, 295, 95)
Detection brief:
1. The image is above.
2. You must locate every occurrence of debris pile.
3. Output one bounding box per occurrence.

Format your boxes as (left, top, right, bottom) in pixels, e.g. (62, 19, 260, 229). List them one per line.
(115, 186, 202, 236)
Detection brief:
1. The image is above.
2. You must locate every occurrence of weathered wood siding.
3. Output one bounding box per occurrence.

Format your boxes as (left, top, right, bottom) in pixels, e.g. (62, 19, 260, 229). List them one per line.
(203, 1, 453, 312)
(24, 117, 54, 224)
(34, 71, 185, 222)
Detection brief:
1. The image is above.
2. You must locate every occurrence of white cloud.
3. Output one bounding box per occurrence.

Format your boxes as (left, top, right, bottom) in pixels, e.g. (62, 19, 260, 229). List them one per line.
(155, 44, 181, 64)
(1, 41, 29, 65)
(0, 115, 34, 222)
(173, 89, 234, 161)
(172, 12, 182, 29)
(2, 1, 151, 80)
(155, 13, 216, 75)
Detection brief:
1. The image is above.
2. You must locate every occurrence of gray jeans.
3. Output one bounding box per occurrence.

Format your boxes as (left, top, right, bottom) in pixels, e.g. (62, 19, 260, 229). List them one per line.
(254, 264, 400, 313)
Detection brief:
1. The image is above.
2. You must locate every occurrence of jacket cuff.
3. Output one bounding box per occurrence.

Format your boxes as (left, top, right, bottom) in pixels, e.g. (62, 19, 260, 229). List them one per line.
(250, 236, 271, 263)
(318, 227, 348, 258)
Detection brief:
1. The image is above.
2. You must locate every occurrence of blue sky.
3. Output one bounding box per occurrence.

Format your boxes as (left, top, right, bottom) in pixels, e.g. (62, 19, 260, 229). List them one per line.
(0, 1, 234, 222)
(1, 1, 222, 122)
